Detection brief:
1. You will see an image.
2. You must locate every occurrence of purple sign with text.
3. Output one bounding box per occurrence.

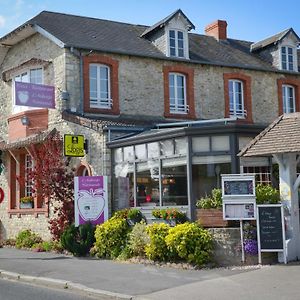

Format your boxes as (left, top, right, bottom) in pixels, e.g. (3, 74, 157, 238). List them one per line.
(74, 176, 108, 226)
(15, 81, 55, 109)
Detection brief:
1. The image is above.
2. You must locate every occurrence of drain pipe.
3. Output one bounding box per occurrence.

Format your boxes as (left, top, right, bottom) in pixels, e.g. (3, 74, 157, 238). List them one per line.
(70, 47, 84, 115)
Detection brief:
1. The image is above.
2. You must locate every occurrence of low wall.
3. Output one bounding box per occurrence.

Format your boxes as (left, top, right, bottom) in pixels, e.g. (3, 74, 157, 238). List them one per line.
(209, 228, 277, 266)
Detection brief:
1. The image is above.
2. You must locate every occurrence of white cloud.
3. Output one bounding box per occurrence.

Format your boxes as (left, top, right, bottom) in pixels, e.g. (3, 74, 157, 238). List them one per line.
(0, 16, 6, 28)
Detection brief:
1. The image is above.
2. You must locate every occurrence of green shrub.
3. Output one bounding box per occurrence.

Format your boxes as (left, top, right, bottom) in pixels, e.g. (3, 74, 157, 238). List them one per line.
(15, 229, 43, 249)
(94, 218, 130, 259)
(112, 208, 130, 220)
(165, 223, 213, 266)
(256, 184, 280, 204)
(196, 188, 222, 209)
(127, 208, 143, 222)
(145, 223, 170, 261)
(128, 221, 150, 257)
(61, 223, 95, 256)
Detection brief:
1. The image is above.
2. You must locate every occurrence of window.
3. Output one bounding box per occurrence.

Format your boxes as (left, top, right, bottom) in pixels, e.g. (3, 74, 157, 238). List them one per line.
(277, 78, 300, 115)
(25, 154, 33, 197)
(229, 80, 245, 118)
(83, 55, 119, 114)
(89, 64, 112, 109)
(281, 46, 294, 71)
(13, 68, 43, 113)
(15, 68, 43, 84)
(169, 73, 188, 114)
(224, 73, 252, 122)
(163, 66, 195, 119)
(169, 30, 184, 58)
(282, 85, 296, 113)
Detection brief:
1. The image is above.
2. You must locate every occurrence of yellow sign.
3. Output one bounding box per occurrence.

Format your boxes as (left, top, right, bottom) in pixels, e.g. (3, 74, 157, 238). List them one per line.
(64, 134, 85, 157)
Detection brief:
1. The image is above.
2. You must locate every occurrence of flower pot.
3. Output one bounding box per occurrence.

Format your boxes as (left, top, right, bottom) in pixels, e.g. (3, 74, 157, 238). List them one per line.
(20, 202, 33, 209)
(196, 209, 229, 227)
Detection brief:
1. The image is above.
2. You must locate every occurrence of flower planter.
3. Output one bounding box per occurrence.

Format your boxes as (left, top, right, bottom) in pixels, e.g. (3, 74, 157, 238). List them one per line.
(196, 209, 230, 227)
(20, 202, 33, 209)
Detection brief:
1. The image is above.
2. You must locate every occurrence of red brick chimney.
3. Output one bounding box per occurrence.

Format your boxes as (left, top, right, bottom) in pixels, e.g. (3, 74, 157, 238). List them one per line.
(205, 20, 227, 40)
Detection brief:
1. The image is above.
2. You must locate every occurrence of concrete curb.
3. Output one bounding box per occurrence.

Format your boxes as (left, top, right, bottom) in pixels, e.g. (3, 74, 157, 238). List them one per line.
(0, 269, 133, 299)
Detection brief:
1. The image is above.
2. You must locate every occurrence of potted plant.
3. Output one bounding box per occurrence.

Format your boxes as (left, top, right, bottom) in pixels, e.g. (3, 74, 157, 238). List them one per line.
(152, 208, 186, 226)
(196, 188, 229, 227)
(20, 196, 34, 209)
(127, 208, 143, 226)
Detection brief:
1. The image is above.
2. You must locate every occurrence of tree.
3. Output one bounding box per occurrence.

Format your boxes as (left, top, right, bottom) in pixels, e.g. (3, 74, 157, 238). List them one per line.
(29, 129, 75, 240)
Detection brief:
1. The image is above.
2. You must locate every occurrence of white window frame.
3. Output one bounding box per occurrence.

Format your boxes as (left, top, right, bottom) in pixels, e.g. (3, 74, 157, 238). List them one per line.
(13, 67, 44, 113)
(229, 79, 246, 118)
(25, 154, 33, 197)
(168, 29, 185, 58)
(89, 63, 112, 109)
(169, 72, 188, 114)
(280, 46, 296, 71)
(282, 84, 296, 113)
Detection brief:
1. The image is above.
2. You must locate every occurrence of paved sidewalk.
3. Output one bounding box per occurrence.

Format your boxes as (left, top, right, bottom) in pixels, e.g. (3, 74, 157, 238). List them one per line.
(1, 248, 300, 299)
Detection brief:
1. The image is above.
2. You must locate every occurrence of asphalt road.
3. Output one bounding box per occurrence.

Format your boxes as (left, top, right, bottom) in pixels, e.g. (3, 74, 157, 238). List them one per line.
(0, 278, 103, 300)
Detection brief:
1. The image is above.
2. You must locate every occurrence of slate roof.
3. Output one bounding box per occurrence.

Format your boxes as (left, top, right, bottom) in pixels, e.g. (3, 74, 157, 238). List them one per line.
(239, 113, 300, 157)
(141, 9, 195, 37)
(1, 10, 297, 73)
(250, 28, 299, 52)
(0, 128, 57, 151)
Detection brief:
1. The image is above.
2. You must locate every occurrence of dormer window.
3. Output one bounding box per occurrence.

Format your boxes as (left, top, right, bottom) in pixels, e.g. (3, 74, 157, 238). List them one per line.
(169, 30, 185, 58)
(281, 46, 295, 71)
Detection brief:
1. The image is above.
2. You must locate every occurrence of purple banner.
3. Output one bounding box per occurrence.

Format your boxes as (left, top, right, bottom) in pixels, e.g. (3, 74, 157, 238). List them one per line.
(15, 81, 55, 109)
(74, 176, 108, 226)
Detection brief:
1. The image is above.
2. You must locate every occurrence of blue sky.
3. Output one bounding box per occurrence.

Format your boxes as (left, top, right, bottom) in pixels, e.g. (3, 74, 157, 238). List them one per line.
(0, 0, 300, 42)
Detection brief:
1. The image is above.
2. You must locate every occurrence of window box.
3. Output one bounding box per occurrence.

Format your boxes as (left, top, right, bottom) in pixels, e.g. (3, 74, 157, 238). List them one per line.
(20, 202, 33, 209)
(196, 209, 230, 227)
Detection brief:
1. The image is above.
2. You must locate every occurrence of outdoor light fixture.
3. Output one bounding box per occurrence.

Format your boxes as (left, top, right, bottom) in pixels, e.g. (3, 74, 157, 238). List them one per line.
(20, 115, 30, 126)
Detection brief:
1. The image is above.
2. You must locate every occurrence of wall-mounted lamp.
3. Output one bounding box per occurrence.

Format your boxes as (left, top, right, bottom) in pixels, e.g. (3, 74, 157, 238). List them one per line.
(20, 115, 30, 126)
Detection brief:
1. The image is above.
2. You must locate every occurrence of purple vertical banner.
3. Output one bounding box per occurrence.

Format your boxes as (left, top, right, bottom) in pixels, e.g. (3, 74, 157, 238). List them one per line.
(15, 81, 55, 109)
(74, 176, 108, 226)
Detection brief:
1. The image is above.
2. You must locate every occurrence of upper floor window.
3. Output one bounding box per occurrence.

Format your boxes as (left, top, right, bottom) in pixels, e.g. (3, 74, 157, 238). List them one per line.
(13, 68, 43, 114)
(281, 46, 294, 71)
(169, 73, 188, 114)
(15, 68, 43, 84)
(282, 84, 296, 113)
(169, 30, 184, 58)
(89, 64, 112, 109)
(229, 80, 245, 118)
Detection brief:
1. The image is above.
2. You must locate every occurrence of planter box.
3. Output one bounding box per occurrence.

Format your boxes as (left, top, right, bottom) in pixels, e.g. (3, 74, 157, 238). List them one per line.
(20, 202, 33, 209)
(196, 209, 229, 227)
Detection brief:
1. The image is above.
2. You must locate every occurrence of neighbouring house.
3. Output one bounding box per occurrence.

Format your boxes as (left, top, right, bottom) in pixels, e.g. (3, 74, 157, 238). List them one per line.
(0, 9, 299, 239)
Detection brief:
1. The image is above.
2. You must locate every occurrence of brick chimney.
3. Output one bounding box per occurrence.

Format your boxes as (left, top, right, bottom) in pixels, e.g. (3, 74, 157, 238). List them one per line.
(205, 20, 227, 40)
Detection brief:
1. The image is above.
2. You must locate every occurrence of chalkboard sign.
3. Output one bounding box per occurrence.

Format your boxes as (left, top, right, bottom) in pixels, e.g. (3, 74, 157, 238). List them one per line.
(258, 205, 284, 250)
(223, 180, 254, 196)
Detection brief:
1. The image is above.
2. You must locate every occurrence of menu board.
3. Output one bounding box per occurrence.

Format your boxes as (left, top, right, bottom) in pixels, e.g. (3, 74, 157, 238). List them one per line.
(258, 206, 284, 250)
(223, 180, 254, 196)
(224, 203, 255, 220)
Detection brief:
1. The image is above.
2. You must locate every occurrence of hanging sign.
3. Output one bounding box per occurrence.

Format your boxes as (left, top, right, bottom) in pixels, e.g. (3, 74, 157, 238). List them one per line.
(15, 81, 55, 108)
(64, 134, 85, 157)
(74, 176, 108, 227)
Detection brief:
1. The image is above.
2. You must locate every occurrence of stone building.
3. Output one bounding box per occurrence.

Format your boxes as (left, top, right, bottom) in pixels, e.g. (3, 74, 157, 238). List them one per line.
(0, 9, 299, 239)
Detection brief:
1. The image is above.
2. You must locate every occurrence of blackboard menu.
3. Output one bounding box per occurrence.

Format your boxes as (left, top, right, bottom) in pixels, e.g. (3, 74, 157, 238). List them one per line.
(224, 180, 254, 196)
(258, 206, 283, 250)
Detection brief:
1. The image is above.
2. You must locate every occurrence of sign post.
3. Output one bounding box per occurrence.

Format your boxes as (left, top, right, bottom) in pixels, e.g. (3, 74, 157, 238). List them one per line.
(222, 174, 256, 263)
(74, 176, 108, 226)
(257, 204, 286, 264)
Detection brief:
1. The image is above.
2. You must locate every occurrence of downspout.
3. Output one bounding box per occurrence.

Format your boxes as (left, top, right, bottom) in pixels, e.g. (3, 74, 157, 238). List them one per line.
(70, 47, 84, 115)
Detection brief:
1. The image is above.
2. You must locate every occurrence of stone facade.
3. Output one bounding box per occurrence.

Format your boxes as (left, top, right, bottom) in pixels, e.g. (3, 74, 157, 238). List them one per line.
(0, 13, 300, 241)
